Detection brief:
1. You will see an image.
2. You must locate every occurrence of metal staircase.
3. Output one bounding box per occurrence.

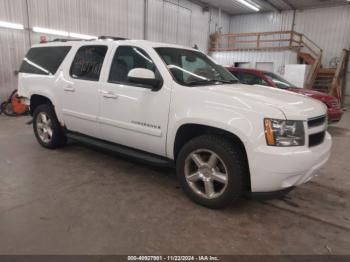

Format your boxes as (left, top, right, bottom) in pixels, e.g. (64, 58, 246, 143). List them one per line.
(313, 69, 335, 92)
(298, 52, 316, 65)
(300, 49, 348, 102)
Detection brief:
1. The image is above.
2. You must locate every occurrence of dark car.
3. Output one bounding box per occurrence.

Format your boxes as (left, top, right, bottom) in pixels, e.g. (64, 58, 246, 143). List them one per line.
(227, 67, 343, 123)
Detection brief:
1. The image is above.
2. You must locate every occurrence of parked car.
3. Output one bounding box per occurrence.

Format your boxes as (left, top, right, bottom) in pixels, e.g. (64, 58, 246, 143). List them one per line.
(18, 38, 331, 208)
(226, 67, 343, 123)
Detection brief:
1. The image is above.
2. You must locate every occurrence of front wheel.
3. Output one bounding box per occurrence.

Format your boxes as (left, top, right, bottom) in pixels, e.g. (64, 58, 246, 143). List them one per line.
(176, 135, 245, 209)
(33, 104, 67, 149)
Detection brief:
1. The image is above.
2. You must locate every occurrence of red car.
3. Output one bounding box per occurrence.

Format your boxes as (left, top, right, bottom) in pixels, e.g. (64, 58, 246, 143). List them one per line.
(227, 67, 343, 123)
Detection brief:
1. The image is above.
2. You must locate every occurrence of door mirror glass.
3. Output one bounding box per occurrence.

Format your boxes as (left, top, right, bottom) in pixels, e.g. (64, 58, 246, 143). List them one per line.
(127, 68, 159, 89)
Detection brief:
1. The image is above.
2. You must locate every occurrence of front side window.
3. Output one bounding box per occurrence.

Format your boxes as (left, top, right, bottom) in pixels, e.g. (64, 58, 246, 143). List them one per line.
(20, 46, 71, 75)
(233, 72, 268, 86)
(264, 72, 295, 89)
(155, 47, 238, 86)
(109, 46, 156, 84)
(70, 45, 108, 81)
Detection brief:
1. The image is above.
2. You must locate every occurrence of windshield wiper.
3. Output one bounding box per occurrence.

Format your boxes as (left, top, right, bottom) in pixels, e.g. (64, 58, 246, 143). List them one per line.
(217, 79, 239, 84)
(187, 79, 238, 86)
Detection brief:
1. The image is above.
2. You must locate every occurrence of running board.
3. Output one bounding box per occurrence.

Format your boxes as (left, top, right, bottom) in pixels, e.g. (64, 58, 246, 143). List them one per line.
(67, 132, 174, 167)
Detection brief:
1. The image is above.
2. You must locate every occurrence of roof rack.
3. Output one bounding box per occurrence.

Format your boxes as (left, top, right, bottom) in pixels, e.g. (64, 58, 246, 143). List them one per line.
(51, 38, 86, 42)
(42, 36, 128, 44)
(98, 36, 128, 41)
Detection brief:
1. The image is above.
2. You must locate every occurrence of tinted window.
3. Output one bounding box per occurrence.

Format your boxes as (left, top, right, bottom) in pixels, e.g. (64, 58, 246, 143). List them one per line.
(155, 47, 238, 86)
(264, 72, 295, 89)
(233, 72, 268, 86)
(109, 46, 156, 84)
(70, 45, 108, 81)
(19, 46, 71, 75)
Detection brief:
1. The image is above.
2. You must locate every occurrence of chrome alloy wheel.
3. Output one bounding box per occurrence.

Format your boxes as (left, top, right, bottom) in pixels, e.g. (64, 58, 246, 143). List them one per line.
(36, 112, 53, 143)
(184, 149, 229, 199)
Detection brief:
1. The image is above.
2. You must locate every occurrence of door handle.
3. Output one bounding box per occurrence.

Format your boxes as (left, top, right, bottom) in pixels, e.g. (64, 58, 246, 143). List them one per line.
(63, 86, 75, 92)
(101, 90, 118, 99)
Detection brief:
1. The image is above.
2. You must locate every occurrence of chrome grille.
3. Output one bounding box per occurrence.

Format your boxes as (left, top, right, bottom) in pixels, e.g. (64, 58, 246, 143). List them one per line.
(308, 115, 326, 128)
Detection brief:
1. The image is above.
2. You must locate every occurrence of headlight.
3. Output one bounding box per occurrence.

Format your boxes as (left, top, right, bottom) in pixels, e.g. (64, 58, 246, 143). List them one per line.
(324, 98, 340, 109)
(331, 98, 340, 109)
(264, 119, 305, 147)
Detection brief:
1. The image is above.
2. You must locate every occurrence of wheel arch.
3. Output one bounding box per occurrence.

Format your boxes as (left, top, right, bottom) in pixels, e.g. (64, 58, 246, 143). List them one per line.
(172, 123, 251, 191)
(29, 94, 54, 116)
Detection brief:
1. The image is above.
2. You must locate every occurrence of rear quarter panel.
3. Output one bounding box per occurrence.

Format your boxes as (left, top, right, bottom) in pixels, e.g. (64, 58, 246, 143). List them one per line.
(17, 43, 76, 122)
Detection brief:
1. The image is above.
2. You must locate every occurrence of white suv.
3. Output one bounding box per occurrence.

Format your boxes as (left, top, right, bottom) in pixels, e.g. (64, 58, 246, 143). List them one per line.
(18, 37, 332, 208)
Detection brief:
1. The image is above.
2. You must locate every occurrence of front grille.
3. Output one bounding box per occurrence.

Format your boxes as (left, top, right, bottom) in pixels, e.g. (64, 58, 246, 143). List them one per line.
(308, 115, 326, 128)
(309, 131, 325, 147)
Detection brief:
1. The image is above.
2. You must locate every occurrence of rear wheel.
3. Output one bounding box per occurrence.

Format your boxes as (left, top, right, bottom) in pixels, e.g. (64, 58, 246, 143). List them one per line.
(33, 104, 66, 149)
(176, 135, 245, 209)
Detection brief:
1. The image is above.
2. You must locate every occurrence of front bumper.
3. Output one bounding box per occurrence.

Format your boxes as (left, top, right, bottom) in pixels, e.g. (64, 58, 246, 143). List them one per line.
(249, 132, 332, 192)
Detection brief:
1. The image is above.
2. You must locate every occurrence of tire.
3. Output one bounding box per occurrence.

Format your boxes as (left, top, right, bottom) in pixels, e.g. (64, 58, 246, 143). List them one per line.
(33, 104, 67, 149)
(176, 135, 245, 209)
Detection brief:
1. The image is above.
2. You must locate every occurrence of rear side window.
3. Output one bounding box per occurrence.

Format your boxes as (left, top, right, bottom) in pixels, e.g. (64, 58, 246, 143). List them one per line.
(19, 46, 71, 75)
(70, 45, 108, 81)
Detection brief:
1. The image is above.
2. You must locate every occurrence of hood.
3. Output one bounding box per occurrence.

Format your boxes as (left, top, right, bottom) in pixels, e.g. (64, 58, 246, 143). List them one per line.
(200, 84, 327, 120)
(288, 87, 334, 102)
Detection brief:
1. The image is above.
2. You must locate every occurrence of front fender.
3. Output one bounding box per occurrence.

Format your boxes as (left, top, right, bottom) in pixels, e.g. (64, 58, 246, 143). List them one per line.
(167, 117, 252, 160)
(166, 85, 285, 160)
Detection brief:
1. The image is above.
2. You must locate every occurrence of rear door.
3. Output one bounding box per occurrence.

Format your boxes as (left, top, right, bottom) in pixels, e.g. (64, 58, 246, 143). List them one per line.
(61, 45, 108, 138)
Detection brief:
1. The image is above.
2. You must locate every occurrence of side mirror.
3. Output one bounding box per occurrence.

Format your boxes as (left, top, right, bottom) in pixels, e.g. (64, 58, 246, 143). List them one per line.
(127, 68, 161, 90)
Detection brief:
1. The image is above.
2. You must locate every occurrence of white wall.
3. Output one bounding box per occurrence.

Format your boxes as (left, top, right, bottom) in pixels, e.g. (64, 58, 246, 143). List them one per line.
(28, 0, 143, 39)
(147, 0, 211, 52)
(209, 8, 231, 34)
(211, 50, 298, 76)
(0, 0, 230, 101)
(294, 6, 350, 67)
(0, 0, 29, 102)
(229, 11, 294, 33)
(26, 0, 220, 51)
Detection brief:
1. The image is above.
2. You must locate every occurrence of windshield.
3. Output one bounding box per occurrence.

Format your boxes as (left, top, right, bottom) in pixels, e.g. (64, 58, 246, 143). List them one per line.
(264, 72, 295, 89)
(155, 47, 238, 86)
